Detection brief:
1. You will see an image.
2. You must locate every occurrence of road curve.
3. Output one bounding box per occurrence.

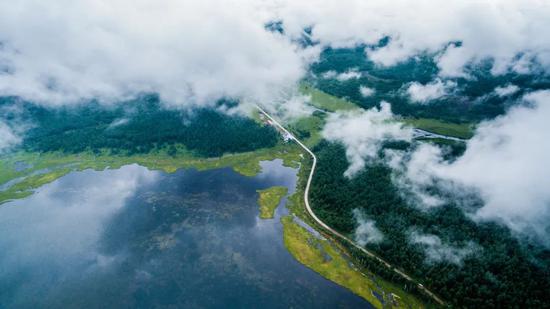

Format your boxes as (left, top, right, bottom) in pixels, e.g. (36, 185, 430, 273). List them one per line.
(255, 105, 446, 306)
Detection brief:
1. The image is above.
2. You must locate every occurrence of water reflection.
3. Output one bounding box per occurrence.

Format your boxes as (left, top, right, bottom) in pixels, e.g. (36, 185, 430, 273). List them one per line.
(0, 161, 370, 308)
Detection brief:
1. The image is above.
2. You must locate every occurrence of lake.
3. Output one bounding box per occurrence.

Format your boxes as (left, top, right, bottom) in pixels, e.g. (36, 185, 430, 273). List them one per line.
(0, 160, 372, 308)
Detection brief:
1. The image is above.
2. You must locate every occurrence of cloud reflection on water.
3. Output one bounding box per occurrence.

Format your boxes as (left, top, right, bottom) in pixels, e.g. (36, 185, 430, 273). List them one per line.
(0, 161, 369, 308)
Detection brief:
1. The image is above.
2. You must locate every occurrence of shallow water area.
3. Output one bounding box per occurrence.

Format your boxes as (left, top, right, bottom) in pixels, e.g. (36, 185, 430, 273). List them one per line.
(0, 160, 371, 308)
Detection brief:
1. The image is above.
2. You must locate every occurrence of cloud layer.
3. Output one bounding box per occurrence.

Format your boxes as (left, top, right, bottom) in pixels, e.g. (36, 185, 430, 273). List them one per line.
(426, 91, 550, 244)
(272, 0, 550, 77)
(359, 86, 375, 98)
(0, 0, 315, 106)
(327, 91, 550, 246)
(2, 1, 550, 107)
(322, 102, 412, 177)
(494, 84, 520, 97)
(406, 79, 456, 104)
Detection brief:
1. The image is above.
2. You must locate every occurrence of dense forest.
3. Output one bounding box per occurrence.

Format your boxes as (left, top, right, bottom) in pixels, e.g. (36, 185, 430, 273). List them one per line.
(1, 95, 278, 157)
(308, 47, 550, 123)
(309, 140, 550, 308)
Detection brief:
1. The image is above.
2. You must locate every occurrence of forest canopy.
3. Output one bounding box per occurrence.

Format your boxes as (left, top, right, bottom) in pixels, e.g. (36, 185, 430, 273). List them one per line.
(308, 47, 550, 123)
(2, 96, 279, 157)
(309, 140, 550, 308)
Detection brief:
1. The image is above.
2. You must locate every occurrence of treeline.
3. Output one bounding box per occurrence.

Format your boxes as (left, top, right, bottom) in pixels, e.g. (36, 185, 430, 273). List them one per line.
(308, 47, 550, 123)
(11, 95, 278, 157)
(309, 141, 550, 308)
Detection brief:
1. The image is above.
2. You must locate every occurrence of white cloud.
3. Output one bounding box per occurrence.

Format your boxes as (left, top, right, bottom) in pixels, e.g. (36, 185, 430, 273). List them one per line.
(359, 86, 375, 98)
(321, 68, 361, 81)
(0, 103, 28, 153)
(436, 91, 550, 244)
(321, 71, 338, 79)
(107, 118, 129, 129)
(2, 1, 548, 109)
(395, 91, 550, 246)
(406, 79, 456, 103)
(275, 94, 314, 120)
(0, 0, 315, 107)
(388, 146, 447, 208)
(352, 209, 383, 246)
(0, 121, 20, 153)
(494, 84, 520, 97)
(336, 69, 361, 81)
(410, 231, 479, 265)
(322, 102, 413, 177)
(325, 90, 550, 246)
(270, 0, 550, 77)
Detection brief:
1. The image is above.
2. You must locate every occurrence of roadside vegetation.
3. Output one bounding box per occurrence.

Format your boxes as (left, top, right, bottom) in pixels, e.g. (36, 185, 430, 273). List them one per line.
(282, 152, 428, 308)
(281, 216, 425, 308)
(282, 216, 425, 309)
(287, 113, 325, 147)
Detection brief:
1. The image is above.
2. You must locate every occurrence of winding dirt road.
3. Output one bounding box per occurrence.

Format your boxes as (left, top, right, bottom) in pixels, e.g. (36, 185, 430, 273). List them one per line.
(255, 105, 446, 306)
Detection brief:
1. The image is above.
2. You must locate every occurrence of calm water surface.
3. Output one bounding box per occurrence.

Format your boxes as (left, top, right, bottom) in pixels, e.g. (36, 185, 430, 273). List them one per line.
(0, 160, 372, 308)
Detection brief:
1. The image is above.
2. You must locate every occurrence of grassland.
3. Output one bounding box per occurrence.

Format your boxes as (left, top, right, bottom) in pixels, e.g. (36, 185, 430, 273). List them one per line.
(284, 85, 357, 148)
(282, 216, 425, 308)
(300, 84, 359, 112)
(299, 84, 473, 141)
(282, 154, 426, 308)
(401, 118, 473, 139)
(287, 115, 325, 148)
(0, 143, 303, 205)
(256, 186, 288, 219)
